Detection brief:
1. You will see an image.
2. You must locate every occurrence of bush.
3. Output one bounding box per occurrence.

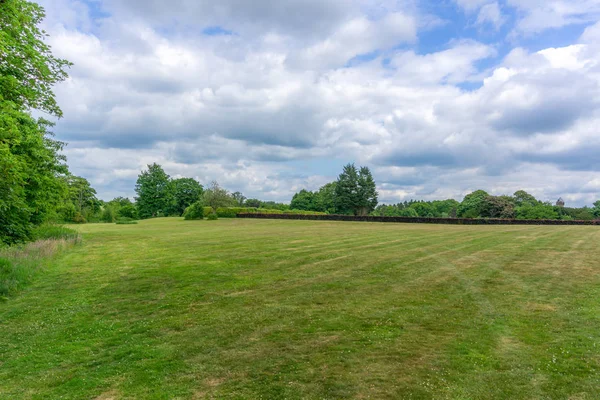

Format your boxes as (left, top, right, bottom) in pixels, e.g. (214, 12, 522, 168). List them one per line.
(203, 207, 213, 217)
(101, 206, 116, 223)
(118, 204, 139, 220)
(207, 212, 218, 220)
(184, 202, 205, 220)
(72, 212, 87, 224)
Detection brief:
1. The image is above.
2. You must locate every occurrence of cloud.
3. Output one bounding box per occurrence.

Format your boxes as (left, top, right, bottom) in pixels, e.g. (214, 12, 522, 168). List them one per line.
(31, 0, 600, 207)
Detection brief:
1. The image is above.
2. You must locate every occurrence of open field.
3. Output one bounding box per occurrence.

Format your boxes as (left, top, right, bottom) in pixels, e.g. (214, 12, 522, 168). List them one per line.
(1, 219, 599, 399)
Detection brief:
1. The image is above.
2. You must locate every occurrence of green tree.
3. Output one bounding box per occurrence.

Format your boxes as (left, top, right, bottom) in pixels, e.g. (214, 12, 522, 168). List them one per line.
(513, 190, 539, 207)
(64, 175, 98, 213)
(169, 178, 203, 216)
(0, 0, 71, 244)
(0, 0, 72, 116)
(481, 195, 516, 219)
(592, 201, 600, 218)
(335, 164, 359, 215)
(290, 189, 315, 211)
(135, 163, 173, 219)
(457, 190, 489, 218)
(231, 191, 246, 207)
(357, 166, 378, 215)
(245, 198, 261, 208)
(203, 181, 233, 212)
(313, 182, 337, 214)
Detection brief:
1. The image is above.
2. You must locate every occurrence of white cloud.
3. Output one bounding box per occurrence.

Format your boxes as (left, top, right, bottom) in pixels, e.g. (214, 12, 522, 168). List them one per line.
(31, 0, 600, 207)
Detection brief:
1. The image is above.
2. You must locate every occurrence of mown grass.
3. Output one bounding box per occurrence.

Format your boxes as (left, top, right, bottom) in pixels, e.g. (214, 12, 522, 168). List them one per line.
(0, 218, 599, 399)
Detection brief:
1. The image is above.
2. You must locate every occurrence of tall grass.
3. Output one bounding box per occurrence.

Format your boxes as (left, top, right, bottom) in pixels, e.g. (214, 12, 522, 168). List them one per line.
(0, 225, 81, 298)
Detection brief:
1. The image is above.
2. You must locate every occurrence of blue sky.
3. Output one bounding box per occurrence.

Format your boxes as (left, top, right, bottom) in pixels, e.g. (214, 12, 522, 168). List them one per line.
(37, 0, 600, 206)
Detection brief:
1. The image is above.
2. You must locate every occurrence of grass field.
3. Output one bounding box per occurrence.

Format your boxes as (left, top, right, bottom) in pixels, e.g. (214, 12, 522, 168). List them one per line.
(1, 218, 599, 399)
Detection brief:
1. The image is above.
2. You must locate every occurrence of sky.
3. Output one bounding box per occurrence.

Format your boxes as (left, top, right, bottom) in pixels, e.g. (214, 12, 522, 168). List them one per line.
(36, 0, 600, 206)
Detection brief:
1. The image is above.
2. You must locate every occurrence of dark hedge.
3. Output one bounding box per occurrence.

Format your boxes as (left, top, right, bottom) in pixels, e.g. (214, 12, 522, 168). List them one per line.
(237, 213, 600, 225)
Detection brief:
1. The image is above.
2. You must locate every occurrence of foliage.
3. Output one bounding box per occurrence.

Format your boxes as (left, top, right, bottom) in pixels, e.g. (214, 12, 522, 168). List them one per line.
(333, 164, 378, 215)
(457, 190, 490, 218)
(0, 0, 72, 245)
(0, 103, 68, 244)
(207, 212, 218, 220)
(516, 203, 558, 220)
(169, 178, 203, 216)
(0, 0, 72, 117)
(183, 201, 206, 220)
(203, 181, 234, 211)
(481, 195, 516, 219)
(231, 191, 246, 206)
(290, 189, 315, 211)
(135, 163, 173, 219)
(245, 198, 261, 208)
(592, 201, 600, 218)
(101, 206, 116, 223)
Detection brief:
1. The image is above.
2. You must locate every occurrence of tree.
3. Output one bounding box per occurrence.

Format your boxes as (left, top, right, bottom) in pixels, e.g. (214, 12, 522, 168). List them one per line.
(516, 202, 558, 220)
(135, 163, 173, 219)
(457, 190, 489, 218)
(357, 167, 378, 215)
(290, 189, 315, 211)
(0, 0, 71, 244)
(334, 164, 378, 215)
(65, 175, 99, 213)
(481, 195, 515, 219)
(313, 182, 337, 214)
(0, 0, 72, 117)
(335, 164, 360, 215)
(169, 178, 203, 216)
(513, 190, 539, 207)
(231, 191, 246, 207)
(203, 181, 233, 212)
(593, 201, 600, 219)
(245, 198, 261, 208)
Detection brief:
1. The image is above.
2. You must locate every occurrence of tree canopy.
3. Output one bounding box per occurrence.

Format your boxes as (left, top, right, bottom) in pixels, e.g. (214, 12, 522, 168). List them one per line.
(135, 163, 173, 219)
(1, 0, 71, 244)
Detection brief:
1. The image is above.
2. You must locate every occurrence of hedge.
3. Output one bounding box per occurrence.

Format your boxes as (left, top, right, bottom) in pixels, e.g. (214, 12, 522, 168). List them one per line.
(208, 207, 328, 218)
(237, 213, 600, 225)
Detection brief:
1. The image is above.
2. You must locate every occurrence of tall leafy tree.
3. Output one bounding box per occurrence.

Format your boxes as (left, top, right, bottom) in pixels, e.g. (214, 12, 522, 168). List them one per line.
(1, 1, 71, 244)
(0, 0, 72, 116)
(313, 182, 337, 214)
(594, 201, 600, 218)
(334, 164, 378, 215)
(169, 178, 203, 216)
(357, 166, 378, 215)
(457, 190, 489, 218)
(135, 163, 173, 219)
(335, 163, 360, 215)
(290, 189, 315, 211)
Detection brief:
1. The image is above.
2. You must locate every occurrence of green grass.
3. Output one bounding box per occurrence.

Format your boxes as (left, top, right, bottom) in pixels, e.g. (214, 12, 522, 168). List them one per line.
(1, 218, 599, 399)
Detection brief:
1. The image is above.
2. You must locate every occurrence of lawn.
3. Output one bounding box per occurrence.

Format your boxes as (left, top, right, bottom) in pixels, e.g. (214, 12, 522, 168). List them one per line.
(1, 218, 599, 399)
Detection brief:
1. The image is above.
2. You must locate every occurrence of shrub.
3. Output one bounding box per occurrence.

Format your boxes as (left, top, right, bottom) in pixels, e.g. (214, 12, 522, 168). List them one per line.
(203, 207, 213, 217)
(118, 204, 139, 220)
(72, 212, 87, 224)
(207, 212, 218, 220)
(101, 206, 116, 223)
(183, 202, 205, 220)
